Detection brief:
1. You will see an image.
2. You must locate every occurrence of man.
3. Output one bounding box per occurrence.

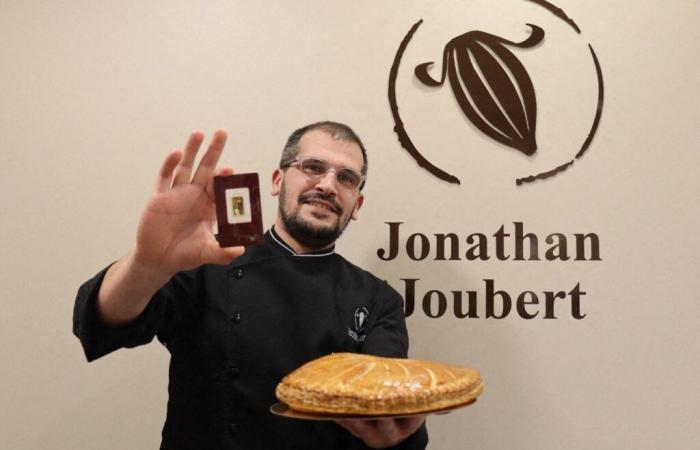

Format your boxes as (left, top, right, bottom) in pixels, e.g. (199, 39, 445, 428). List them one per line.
(73, 121, 428, 449)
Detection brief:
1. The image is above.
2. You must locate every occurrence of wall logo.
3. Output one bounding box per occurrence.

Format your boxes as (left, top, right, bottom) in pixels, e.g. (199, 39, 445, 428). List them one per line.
(388, 0, 604, 185)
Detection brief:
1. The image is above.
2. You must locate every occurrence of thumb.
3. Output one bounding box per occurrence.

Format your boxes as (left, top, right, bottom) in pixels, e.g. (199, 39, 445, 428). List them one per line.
(205, 242, 246, 265)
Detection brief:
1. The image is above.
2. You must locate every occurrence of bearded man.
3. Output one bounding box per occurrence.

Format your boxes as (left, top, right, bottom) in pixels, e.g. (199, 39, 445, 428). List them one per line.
(73, 121, 428, 449)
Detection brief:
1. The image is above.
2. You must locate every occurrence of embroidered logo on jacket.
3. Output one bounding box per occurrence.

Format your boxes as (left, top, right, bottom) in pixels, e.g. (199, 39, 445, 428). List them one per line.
(348, 306, 369, 342)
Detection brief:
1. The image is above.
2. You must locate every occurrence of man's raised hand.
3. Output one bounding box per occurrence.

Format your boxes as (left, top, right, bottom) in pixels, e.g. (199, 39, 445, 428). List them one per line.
(134, 130, 244, 276)
(96, 130, 244, 327)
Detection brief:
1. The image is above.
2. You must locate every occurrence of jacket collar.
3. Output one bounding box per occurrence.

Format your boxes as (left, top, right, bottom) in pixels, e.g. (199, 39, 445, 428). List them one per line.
(267, 225, 336, 257)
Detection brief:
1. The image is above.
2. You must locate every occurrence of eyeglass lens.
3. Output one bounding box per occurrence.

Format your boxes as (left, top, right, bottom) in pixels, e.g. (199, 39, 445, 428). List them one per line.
(299, 158, 362, 190)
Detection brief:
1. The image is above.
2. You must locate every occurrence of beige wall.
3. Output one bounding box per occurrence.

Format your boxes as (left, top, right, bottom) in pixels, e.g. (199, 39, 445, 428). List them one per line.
(1, 1, 698, 449)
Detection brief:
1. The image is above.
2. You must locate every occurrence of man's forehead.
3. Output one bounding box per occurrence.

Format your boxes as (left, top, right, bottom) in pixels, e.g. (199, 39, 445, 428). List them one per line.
(297, 130, 363, 167)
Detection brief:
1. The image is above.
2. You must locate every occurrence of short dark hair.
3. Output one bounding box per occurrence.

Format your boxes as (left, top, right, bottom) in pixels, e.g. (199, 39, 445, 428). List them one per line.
(280, 121, 368, 190)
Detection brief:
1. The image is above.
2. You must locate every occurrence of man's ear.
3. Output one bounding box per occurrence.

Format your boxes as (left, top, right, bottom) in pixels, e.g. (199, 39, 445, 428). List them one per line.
(271, 168, 282, 196)
(350, 194, 364, 220)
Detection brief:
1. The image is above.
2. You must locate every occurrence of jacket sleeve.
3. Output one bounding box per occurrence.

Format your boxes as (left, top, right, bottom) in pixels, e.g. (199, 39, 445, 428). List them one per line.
(361, 280, 409, 358)
(72, 264, 202, 362)
(358, 280, 429, 450)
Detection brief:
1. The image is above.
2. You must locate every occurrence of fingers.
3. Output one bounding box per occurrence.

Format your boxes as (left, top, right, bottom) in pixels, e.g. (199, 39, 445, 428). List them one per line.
(205, 165, 235, 203)
(217, 166, 235, 177)
(336, 419, 386, 447)
(191, 129, 228, 188)
(375, 418, 398, 435)
(335, 417, 425, 449)
(389, 416, 425, 437)
(158, 130, 228, 191)
(155, 150, 183, 193)
(171, 131, 205, 187)
(374, 419, 404, 447)
(335, 420, 364, 439)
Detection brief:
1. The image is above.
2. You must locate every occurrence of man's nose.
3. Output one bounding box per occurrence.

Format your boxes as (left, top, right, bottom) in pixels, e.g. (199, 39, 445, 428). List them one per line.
(314, 170, 339, 194)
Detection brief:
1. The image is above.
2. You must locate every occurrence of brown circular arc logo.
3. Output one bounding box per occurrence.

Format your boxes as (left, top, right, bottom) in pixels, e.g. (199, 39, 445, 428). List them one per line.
(388, 0, 604, 186)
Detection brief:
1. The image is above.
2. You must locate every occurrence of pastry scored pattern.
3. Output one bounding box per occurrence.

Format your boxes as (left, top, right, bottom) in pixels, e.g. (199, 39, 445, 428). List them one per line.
(276, 353, 484, 415)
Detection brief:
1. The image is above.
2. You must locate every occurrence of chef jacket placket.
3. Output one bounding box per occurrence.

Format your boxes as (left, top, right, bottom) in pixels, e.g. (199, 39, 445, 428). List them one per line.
(226, 263, 245, 441)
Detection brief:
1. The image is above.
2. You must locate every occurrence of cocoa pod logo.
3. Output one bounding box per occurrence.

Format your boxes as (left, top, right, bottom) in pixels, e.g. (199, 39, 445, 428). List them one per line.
(388, 0, 604, 186)
(414, 25, 544, 156)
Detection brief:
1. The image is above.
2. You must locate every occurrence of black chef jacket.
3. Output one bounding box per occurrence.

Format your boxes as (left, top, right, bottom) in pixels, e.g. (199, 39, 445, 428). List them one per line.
(73, 228, 429, 450)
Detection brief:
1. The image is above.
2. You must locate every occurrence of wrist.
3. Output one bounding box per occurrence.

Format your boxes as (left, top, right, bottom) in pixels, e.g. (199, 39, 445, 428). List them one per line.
(97, 249, 175, 327)
(127, 249, 175, 287)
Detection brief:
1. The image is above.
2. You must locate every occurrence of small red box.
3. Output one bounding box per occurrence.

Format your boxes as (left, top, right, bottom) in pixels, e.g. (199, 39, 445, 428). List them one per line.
(213, 173, 264, 247)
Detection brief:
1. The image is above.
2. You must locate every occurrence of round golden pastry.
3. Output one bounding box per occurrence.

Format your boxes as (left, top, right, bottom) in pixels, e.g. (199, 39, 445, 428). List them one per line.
(275, 353, 484, 415)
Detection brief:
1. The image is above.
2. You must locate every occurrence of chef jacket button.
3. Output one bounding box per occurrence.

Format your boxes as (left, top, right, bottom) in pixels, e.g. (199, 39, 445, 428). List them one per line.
(234, 268, 243, 279)
(231, 312, 241, 323)
(228, 366, 240, 377)
(229, 422, 240, 434)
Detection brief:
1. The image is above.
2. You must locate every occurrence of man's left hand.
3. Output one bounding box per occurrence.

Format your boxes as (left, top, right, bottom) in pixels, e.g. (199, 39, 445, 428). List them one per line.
(335, 416, 426, 448)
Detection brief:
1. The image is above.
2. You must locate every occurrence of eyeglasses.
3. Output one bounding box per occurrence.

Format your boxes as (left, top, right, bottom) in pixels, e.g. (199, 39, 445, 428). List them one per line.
(281, 156, 365, 191)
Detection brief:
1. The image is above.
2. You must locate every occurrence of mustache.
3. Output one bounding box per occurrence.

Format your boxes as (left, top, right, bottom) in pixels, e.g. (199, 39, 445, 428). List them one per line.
(298, 192, 343, 214)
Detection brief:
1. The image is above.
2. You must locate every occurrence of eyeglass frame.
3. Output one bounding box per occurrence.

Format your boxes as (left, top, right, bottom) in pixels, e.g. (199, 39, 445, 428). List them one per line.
(280, 156, 366, 192)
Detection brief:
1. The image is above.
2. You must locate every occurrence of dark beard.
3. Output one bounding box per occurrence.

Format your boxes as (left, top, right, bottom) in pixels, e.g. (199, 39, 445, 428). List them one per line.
(279, 186, 349, 250)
